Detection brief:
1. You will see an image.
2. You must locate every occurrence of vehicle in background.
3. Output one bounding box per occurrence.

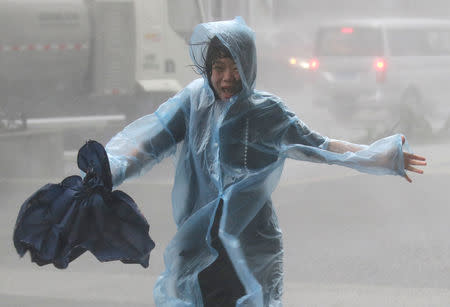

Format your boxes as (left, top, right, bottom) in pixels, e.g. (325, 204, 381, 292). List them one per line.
(0, 0, 197, 126)
(257, 26, 314, 91)
(308, 18, 450, 138)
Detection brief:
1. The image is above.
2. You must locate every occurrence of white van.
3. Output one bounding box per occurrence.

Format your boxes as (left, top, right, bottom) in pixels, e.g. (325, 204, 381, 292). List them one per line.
(309, 18, 450, 137)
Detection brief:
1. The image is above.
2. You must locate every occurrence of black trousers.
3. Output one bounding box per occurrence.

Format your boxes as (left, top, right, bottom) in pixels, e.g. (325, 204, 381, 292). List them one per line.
(198, 200, 246, 306)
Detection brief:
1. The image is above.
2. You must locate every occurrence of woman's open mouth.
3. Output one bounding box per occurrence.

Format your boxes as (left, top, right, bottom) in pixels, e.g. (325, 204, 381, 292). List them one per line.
(221, 87, 236, 99)
(220, 83, 242, 100)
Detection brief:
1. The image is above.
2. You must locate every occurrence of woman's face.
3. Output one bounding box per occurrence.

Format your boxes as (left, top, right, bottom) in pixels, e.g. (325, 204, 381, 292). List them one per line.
(210, 57, 242, 100)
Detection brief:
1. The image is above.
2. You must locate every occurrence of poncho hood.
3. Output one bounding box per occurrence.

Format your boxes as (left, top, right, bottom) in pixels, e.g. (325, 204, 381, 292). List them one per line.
(189, 17, 257, 99)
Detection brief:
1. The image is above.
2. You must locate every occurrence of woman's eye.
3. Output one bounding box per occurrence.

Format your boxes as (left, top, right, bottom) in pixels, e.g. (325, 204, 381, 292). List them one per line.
(213, 65, 224, 72)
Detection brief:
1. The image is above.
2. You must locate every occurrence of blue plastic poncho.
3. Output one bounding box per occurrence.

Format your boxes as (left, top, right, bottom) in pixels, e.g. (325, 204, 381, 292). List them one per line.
(105, 17, 407, 307)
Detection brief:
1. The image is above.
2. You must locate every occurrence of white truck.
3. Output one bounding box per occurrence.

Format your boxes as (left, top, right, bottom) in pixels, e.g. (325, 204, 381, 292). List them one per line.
(0, 0, 199, 126)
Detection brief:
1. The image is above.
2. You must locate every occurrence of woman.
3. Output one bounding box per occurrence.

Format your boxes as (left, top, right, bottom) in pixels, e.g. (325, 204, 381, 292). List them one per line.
(103, 17, 426, 306)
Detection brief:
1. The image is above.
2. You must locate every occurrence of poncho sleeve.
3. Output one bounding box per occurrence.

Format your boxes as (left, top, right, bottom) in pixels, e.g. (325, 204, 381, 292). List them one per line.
(278, 104, 407, 178)
(106, 88, 190, 187)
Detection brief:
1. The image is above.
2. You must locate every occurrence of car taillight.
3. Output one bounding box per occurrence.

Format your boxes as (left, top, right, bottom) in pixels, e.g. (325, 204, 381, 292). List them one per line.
(341, 27, 353, 34)
(374, 58, 386, 83)
(309, 58, 319, 71)
(374, 58, 386, 72)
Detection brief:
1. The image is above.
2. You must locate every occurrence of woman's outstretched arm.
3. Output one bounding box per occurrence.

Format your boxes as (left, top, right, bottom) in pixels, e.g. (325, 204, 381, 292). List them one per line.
(327, 136, 426, 182)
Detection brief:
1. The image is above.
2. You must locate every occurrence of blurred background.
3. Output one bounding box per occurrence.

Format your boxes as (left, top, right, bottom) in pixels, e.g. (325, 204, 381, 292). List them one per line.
(1, 0, 450, 306)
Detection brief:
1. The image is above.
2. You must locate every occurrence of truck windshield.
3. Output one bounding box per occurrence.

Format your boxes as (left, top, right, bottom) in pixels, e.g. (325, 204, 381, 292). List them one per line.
(387, 28, 450, 56)
(315, 27, 383, 56)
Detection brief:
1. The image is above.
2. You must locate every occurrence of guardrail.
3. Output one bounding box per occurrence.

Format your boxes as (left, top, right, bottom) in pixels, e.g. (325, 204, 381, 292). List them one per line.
(0, 114, 127, 178)
(26, 114, 126, 129)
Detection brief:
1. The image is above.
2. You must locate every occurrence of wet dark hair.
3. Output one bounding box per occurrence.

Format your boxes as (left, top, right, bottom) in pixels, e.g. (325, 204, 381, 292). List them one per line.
(191, 36, 233, 79)
(205, 36, 233, 78)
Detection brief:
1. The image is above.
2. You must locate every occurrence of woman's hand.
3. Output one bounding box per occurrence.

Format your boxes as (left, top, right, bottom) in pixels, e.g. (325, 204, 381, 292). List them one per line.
(402, 135, 427, 183)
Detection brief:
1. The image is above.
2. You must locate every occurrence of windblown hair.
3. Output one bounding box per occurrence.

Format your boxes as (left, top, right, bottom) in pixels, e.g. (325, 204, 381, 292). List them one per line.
(191, 36, 233, 80)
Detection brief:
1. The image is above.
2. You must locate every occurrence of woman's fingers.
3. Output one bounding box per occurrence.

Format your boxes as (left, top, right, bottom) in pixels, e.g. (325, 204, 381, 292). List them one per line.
(404, 152, 426, 161)
(404, 173, 412, 183)
(401, 147, 426, 183)
(408, 159, 427, 166)
(406, 165, 424, 174)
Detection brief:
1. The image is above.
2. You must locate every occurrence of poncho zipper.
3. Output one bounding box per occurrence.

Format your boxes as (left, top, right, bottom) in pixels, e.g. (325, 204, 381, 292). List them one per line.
(244, 118, 249, 170)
